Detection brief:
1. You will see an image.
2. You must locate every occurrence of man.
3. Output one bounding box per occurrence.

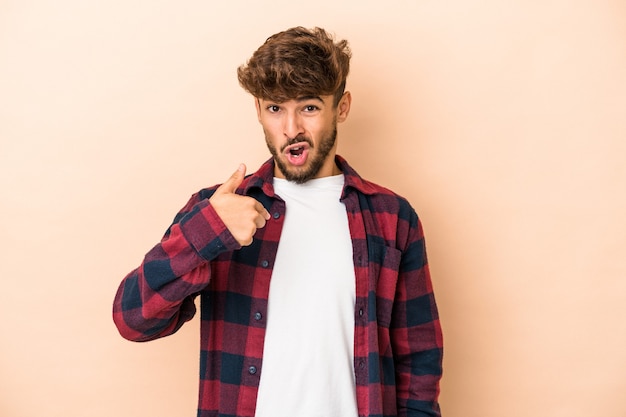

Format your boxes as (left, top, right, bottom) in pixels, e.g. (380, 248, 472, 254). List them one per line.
(113, 26, 443, 417)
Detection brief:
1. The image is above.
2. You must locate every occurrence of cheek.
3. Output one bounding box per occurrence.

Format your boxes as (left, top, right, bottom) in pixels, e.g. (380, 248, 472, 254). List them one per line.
(262, 128, 282, 152)
(310, 120, 335, 139)
(304, 119, 327, 136)
(260, 118, 281, 136)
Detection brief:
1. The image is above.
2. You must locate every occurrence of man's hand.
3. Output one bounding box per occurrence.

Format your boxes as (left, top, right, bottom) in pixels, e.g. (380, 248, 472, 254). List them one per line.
(209, 164, 271, 246)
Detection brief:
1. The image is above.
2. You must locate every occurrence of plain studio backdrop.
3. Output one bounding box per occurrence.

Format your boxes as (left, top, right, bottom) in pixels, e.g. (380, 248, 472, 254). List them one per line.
(1, 1, 625, 416)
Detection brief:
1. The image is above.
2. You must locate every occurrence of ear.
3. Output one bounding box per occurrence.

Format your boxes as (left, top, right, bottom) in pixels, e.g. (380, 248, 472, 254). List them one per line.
(254, 98, 262, 122)
(336, 91, 352, 123)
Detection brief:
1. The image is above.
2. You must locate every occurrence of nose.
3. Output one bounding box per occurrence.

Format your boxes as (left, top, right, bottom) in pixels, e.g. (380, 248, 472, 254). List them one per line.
(283, 111, 304, 139)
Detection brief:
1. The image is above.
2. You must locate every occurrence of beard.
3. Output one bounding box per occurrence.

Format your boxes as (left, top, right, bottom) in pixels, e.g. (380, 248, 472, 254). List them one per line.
(265, 126, 338, 184)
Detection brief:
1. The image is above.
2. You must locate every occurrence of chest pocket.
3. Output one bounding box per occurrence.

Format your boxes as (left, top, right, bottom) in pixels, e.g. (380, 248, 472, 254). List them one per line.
(368, 242, 402, 328)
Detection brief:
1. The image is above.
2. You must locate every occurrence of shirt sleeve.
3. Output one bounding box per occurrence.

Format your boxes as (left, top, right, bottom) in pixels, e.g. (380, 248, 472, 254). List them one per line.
(392, 211, 444, 417)
(112, 191, 241, 342)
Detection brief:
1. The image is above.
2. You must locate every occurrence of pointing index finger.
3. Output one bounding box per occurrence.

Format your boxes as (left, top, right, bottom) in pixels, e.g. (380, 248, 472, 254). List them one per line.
(255, 201, 271, 220)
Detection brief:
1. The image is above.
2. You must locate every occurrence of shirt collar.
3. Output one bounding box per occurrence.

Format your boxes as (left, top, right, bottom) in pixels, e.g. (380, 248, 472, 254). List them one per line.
(242, 155, 380, 198)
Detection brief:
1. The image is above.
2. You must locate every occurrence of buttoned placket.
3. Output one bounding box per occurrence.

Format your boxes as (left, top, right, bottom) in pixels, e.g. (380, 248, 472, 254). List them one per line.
(243, 197, 286, 396)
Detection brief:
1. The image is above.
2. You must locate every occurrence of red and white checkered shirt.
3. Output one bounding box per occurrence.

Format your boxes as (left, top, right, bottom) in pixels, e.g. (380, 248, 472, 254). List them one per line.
(113, 156, 443, 417)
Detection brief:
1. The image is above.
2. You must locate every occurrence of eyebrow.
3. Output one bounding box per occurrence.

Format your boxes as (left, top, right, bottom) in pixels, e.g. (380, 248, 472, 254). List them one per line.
(296, 95, 324, 103)
(258, 96, 325, 106)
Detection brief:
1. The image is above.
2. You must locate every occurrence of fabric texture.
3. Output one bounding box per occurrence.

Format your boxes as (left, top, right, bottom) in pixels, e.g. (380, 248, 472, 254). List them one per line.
(113, 155, 443, 417)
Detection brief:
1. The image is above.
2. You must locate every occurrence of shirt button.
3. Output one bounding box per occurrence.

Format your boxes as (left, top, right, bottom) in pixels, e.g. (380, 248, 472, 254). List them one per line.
(254, 312, 262, 321)
(261, 260, 269, 268)
(359, 309, 364, 317)
(358, 361, 365, 369)
(273, 212, 280, 219)
(248, 366, 257, 375)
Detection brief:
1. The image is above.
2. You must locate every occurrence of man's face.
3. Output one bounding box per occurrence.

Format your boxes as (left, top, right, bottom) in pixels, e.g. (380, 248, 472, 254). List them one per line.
(256, 93, 351, 183)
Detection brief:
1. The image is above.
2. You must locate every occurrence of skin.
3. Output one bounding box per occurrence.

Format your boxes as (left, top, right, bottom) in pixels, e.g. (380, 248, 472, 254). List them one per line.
(256, 92, 352, 182)
(210, 91, 352, 246)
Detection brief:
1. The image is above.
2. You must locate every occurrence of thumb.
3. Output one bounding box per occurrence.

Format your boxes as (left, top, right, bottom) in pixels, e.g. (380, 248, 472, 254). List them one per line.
(218, 163, 246, 194)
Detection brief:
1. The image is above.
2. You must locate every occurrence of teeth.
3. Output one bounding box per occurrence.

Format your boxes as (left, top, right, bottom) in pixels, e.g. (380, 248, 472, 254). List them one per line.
(289, 146, 303, 156)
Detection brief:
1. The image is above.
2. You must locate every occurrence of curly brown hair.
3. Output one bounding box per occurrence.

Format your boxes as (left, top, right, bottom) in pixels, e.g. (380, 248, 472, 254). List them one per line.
(237, 27, 351, 106)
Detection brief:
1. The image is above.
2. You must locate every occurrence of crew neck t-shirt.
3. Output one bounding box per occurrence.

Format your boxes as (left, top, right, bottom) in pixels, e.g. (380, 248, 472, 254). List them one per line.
(254, 175, 358, 417)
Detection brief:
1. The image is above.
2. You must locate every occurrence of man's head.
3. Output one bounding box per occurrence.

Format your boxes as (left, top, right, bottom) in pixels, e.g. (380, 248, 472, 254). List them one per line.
(237, 26, 351, 107)
(238, 27, 353, 183)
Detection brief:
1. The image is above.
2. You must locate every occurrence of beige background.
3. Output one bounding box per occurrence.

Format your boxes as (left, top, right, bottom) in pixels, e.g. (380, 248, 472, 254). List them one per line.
(1, 1, 625, 416)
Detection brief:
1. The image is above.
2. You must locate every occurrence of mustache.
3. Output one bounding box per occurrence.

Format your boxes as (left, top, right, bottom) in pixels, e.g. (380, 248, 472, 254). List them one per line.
(280, 135, 313, 152)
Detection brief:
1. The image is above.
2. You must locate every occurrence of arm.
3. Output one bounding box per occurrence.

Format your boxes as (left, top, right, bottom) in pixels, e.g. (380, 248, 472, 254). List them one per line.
(392, 212, 443, 417)
(112, 165, 270, 342)
(112, 192, 240, 342)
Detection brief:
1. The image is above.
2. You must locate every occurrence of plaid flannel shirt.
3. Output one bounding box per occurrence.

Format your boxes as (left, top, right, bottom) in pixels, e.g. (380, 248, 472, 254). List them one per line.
(113, 155, 443, 417)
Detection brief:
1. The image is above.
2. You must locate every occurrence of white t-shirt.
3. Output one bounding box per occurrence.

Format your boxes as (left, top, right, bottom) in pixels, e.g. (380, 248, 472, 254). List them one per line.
(254, 175, 358, 417)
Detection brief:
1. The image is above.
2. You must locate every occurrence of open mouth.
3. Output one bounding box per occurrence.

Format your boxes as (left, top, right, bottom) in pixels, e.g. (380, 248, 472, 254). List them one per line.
(284, 142, 310, 166)
(289, 146, 305, 157)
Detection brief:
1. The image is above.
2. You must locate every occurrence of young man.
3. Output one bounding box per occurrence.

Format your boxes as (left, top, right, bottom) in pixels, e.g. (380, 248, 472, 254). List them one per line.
(113, 26, 443, 417)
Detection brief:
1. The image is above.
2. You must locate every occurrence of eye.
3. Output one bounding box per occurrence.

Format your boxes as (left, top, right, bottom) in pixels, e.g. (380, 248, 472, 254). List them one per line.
(303, 105, 319, 112)
(266, 105, 280, 113)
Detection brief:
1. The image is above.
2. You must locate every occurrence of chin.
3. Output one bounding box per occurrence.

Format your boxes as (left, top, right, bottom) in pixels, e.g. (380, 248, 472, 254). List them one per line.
(278, 162, 318, 184)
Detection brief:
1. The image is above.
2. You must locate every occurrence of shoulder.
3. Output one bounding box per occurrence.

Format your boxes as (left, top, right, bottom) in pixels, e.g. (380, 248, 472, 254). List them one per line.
(348, 178, 424, 252)
(338, 156, 418, 225)
(353, 178, 419, 228)
(166, 184, 221, 228)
